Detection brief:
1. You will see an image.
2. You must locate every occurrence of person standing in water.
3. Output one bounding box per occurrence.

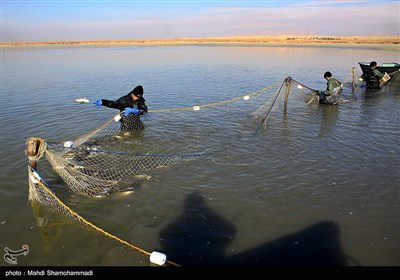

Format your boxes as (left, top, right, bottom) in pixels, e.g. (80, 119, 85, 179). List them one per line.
(94, 85, 148, 133)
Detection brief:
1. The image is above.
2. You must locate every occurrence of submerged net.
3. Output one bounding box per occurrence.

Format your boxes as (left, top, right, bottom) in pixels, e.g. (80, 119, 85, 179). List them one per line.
(26, 76, 343, 200)
(30, 81, 285, 198)
(386, 70, 400, 87)
(27, 165, 173, 264)
(27, 67, 396, 200)
(45, 143, 208, 197)
(27, 72, 383, 265)
(25, 79, 290, 265)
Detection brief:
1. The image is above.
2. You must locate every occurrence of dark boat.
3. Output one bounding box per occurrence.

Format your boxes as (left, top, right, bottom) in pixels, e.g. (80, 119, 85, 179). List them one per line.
(358, 62, 400, 75)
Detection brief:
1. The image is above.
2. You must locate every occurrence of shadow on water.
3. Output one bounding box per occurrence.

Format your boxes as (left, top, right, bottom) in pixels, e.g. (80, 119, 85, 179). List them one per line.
(160, 192, 354, 267)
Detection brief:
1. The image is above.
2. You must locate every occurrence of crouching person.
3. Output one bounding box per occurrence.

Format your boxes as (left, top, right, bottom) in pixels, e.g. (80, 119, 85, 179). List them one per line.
(317, 71, 342, 105)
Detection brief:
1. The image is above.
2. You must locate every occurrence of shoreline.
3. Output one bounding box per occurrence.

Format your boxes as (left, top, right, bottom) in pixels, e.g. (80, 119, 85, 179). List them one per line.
(1, 35, 399, 47)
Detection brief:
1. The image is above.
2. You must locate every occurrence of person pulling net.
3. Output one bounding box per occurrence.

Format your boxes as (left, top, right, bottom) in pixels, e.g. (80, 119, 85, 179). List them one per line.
(315, 71, 343, 105)
(94, 85, 148, 134)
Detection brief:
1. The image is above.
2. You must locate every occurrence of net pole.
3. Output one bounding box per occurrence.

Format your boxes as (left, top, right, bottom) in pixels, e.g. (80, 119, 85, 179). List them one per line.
(252, 77, 287, 135)
(25, 137, 46, 169)
(283, 76, 291, 115)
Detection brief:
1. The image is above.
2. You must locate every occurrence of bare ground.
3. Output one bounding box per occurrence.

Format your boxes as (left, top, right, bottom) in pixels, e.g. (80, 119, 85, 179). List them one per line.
(1, 35, 399, 47)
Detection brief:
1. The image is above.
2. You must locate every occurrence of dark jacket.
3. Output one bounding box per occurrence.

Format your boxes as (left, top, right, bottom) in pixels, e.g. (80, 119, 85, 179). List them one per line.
(364, 67, 383, 90)
(100, 87, 148, 115)
(100, 86, 148, 132)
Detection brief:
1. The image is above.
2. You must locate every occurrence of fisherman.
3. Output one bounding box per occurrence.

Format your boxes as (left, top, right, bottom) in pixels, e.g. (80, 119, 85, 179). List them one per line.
(316, 71, 342, 105)
(94, 85, 148, 133)
(364, 61, 385, 90)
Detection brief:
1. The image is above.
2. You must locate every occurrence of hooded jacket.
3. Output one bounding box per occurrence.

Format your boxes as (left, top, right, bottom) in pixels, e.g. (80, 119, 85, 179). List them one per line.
(100, 85, 148, 115)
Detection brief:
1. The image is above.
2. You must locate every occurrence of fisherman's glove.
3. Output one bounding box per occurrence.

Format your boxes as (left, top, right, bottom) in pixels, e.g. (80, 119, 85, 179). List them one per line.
(94, 100, 102, 106)
(123, 108, 139, 116)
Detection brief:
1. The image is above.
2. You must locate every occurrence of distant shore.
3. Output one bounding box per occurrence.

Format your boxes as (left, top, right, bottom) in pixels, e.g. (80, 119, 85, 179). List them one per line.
(1, 35, 399, 47)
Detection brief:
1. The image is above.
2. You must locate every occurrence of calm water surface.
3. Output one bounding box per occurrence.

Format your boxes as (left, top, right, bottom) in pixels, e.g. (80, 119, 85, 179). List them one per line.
(1, 44, 399, 266)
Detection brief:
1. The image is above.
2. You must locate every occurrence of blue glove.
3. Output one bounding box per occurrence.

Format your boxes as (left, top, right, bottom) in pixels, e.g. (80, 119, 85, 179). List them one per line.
(94, 100, 102, 106)
(123, 108, 139, 116)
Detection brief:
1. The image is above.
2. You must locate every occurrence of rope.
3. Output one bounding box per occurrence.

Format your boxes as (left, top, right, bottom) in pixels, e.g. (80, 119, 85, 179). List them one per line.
(27, 68, 390, 266)
(47, 83, 281, 147)
(48, 143, 210, 158)
(28, 166, 180, 267)
(24, 80, 285, 267)
(148, 82, 282, 113)
(48, 115, 120, 146)
(387, 69, 399, 76)
(252, 78, 286, 135)
(341, 68, 355, 86)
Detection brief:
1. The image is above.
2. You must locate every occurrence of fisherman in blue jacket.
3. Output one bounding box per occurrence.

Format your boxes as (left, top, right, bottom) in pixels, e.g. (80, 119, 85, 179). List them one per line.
(94, 85, 148, 133)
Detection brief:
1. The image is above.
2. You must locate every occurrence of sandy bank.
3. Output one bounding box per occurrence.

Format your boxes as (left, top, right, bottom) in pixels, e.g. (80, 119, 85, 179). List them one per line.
(1, 35, 399, 47)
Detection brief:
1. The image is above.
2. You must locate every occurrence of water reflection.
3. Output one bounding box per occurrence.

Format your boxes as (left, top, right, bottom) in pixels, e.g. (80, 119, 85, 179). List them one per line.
(318, 105, 339, 138)
(30, 200, 71, 241)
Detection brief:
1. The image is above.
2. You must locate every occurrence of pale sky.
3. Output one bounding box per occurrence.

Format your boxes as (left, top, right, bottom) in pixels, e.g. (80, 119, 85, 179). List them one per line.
(1, 0, 399, 42)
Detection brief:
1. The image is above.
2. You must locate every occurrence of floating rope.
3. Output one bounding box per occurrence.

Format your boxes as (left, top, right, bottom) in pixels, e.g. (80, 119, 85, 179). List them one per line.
(28, 166, 180, 266)
(148, 82, 282, 113)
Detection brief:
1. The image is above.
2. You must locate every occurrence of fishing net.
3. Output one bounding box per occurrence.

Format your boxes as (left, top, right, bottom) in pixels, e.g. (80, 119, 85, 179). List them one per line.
(26, 80, 287, 198)
(26, 76, 341, 200)
(25, 73, 365, 265)
(386, 70, 400, 87)
(26, 138, 210, 198)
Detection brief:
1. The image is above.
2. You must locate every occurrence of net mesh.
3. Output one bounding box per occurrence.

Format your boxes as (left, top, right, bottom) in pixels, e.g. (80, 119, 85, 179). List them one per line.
(35, 80, 287, 198)
(26, 71, 397, 264)
(27, 76, 349, 200)
(45, 144, 207, 197)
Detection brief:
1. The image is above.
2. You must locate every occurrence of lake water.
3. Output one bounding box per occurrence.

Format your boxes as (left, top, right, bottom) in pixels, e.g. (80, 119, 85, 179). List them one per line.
(0, 44, 399, 267)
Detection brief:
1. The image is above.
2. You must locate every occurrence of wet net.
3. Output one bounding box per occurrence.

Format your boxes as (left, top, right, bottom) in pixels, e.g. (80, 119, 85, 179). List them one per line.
(25, 72, 376, 265)
(27, 80, 290, 197)
(28, 74, 365, 199)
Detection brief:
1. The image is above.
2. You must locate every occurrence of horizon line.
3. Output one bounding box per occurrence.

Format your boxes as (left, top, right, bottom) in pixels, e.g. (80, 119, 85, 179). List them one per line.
(2, 35, 399, 45)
